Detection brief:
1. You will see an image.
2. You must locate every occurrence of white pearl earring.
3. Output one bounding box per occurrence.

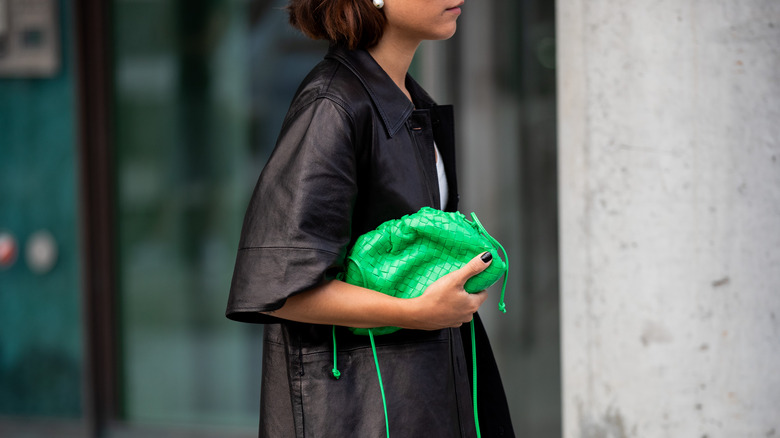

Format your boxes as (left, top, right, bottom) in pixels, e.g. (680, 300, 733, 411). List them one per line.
(373, 0, 384, 9)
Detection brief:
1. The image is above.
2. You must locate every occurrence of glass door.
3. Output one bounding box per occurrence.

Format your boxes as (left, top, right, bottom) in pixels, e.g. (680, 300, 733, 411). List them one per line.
(111, 0, 324, 434)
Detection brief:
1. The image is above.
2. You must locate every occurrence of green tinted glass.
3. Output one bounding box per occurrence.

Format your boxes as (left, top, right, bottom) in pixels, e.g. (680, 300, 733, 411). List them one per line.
(0, 0, 83, 418)
(112, 0, 324, 429)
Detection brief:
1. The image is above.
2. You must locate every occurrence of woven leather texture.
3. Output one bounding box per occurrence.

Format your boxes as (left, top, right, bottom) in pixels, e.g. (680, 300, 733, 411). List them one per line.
(344, 207, 507, 335)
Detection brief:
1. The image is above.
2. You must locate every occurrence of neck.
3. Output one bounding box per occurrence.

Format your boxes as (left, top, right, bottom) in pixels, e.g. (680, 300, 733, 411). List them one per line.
(368, 33, 420, 103)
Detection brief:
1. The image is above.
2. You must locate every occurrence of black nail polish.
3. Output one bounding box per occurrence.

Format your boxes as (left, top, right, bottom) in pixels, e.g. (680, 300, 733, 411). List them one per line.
(480, 252, 492, 263)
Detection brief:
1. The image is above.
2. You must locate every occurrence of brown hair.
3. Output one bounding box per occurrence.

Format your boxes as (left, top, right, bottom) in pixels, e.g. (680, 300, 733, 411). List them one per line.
(287, 0, 386, 50)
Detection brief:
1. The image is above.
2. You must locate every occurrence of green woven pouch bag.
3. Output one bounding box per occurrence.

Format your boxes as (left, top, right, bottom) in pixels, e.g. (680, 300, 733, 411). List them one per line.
(343, 207, 508, 335)
(333, 207, 509, 438)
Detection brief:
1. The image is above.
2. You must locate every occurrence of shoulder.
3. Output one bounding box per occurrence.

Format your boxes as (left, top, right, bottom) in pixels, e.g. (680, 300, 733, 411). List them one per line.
(285, 57, 375, 127)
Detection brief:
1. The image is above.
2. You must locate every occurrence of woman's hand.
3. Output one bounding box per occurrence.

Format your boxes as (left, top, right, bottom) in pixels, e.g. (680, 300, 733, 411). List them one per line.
(402, 252, 492, 330)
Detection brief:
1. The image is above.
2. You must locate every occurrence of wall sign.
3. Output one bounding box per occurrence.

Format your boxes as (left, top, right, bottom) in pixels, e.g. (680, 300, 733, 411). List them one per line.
(0, 0, 59, 77)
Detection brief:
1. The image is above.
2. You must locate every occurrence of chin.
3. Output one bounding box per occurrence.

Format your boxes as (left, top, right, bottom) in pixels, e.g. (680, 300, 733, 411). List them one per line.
(431, 24, 458, 41)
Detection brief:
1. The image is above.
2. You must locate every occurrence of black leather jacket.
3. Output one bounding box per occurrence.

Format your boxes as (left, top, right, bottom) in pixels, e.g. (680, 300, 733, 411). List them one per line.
(227, 46, 514, 437)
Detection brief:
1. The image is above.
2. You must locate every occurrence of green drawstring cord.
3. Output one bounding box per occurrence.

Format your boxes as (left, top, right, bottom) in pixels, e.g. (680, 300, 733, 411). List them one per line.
(470, 212, 509, 313)
(331, 325, 341, 379)
(368, 329, 391, 438)
(469, 212, 511, 437)
(471, 319, 480, 438)
(330, 212, 509, 437)
(331, 327, 391, 438)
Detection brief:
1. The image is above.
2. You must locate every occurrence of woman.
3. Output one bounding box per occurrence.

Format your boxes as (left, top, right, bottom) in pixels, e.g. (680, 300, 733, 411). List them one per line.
(226, 0, 514, 436)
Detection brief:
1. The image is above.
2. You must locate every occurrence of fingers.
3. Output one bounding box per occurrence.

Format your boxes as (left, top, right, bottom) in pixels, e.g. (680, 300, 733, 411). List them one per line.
(471, 289, 489, 307)
(465, 289, 489, 315)
(452, 252, 493, 286)
(456, 292, 488, 326)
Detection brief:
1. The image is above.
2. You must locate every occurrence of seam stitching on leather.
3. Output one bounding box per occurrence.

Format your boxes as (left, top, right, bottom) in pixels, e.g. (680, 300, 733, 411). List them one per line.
(237, 246, 340, 256)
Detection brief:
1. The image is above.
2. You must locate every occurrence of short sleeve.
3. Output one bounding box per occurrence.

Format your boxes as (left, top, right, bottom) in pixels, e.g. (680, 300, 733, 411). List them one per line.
(226, 96, 358, 324)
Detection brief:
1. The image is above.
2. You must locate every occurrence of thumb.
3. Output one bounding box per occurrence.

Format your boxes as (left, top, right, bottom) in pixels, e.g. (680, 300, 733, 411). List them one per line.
(453, 252, 493, 286)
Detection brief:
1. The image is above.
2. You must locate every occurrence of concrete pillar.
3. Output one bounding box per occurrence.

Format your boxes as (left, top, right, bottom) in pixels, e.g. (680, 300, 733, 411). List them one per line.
(557, 1, 780, 436)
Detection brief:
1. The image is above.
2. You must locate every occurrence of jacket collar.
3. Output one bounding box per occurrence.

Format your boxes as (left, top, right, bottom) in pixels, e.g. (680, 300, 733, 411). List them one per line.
(326, 46, 437, 137)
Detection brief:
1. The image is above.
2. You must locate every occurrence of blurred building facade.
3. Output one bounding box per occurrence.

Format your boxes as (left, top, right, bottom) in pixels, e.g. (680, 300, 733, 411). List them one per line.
(1, 0, 559, 437)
